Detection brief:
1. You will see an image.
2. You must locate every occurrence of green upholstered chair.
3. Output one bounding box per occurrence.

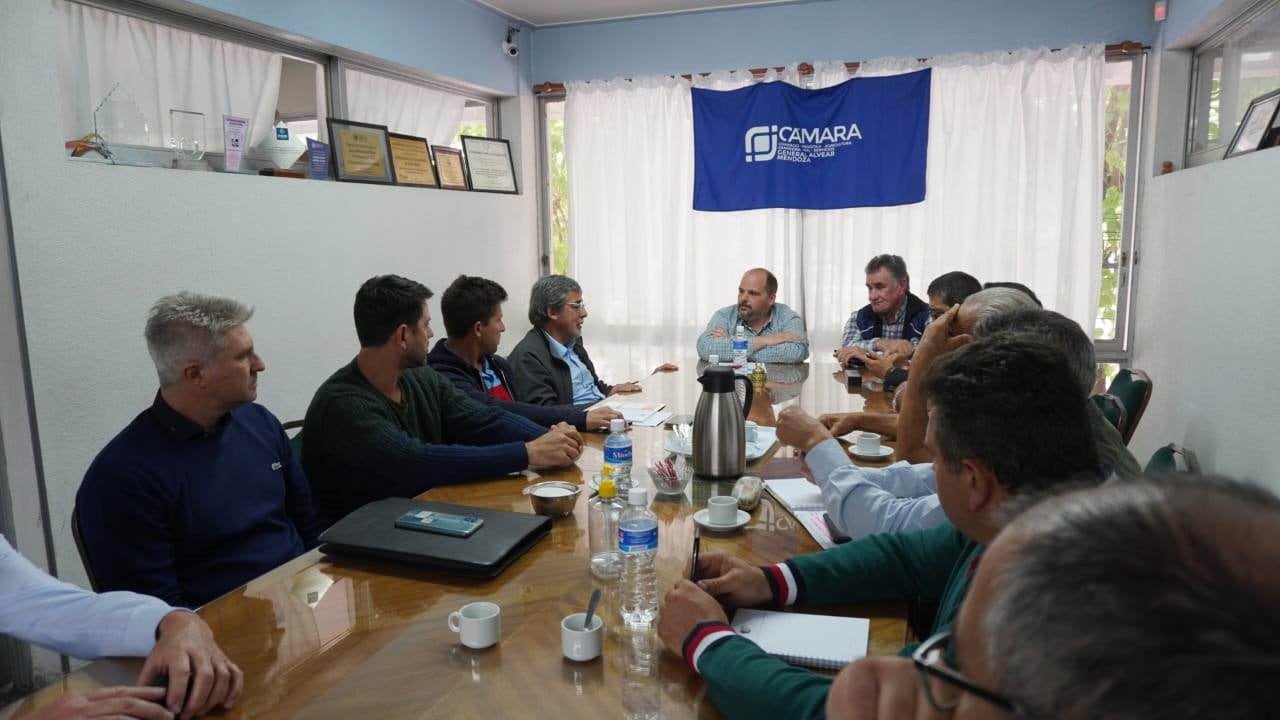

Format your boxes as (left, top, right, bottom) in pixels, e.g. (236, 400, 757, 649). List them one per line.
(1145, 443, 1201, 475)
(1092, 393, 1127, 434)
(1106, 369, 1152, 444)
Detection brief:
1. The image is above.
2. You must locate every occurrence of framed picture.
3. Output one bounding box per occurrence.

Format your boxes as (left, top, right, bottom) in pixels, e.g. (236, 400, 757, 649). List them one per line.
(326, 118, 395, 184)
(386, 133, 439, 188)
(1225, 88, 1280, 159)
(460, 135, 518, 194)
(433, 146, 470, 190)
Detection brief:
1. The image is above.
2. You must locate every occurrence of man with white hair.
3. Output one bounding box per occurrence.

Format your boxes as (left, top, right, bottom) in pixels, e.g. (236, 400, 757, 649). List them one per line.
(77, 292, 319, 608)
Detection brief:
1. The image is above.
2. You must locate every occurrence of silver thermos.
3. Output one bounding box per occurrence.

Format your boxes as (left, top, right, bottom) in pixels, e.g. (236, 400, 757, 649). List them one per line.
(692, 366, 754, 478)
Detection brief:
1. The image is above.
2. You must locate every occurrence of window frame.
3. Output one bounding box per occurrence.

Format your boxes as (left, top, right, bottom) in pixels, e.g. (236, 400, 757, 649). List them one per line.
(536, 92, 566, 276)
(329, 58, 499, 143)
(1185, 0, 1280, 167)
(1096, 51, 1147, 364)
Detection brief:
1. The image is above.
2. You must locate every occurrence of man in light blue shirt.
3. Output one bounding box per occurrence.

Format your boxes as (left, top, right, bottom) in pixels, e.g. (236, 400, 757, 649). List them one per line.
(544, 331, 607, 404)
(1, 534, 241, 718)
(696, 268, 809, 363)
(799, 435, 943, 538)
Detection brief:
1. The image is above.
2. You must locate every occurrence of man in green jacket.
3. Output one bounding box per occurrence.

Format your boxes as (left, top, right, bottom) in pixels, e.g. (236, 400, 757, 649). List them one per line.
(657, 334, 1103, 720)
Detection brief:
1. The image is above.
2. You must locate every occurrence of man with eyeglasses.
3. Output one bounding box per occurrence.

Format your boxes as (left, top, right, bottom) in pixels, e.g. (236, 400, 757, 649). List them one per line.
(509, 274, 643, 407)
(657, 335, 1102, 720)
(826, 475, 1280, 719)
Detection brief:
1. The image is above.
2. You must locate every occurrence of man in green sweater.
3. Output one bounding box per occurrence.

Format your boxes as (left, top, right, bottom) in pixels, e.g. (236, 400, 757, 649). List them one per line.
(303, 275, 583, 528)
(657, 334, 1102, 720)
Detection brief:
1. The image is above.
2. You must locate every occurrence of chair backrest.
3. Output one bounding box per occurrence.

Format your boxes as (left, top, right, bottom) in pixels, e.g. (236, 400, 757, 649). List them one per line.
(1091, 393, 1128, 435)
(1107, 368, 1153, 444)
(71, 506, 100, 592)
(283, 420, 303, 459)
(1145, 443, 1201, 475)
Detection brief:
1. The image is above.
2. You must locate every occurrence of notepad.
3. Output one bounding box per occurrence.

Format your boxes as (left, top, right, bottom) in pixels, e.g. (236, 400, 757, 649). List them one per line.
(765, 477, 825, 513)
(731, 608, 869, 670)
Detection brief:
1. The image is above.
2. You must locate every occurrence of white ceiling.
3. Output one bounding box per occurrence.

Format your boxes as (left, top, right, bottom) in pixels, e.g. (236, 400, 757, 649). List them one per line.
(475, 0, 810, 27)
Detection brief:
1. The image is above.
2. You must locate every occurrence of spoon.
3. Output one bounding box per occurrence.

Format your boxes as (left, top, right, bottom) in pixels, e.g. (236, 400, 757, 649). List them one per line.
(583, 588, 602, 630)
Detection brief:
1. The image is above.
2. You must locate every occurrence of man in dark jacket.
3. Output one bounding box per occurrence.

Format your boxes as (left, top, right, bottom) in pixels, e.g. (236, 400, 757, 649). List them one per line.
(428, 275, 623, 431)
(507, 274, 643, 407)
(836, 254, 932, 367)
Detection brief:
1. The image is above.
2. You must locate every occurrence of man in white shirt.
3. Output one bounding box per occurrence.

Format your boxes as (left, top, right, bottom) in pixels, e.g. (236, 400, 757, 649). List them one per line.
(1, 534, 241, 719)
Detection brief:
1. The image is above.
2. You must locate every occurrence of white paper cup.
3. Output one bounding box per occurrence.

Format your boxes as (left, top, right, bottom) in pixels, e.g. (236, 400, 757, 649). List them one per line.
(744, 420, 759, 444)
(855, 432, 882, 455)
(561, 613, 604, 662)
(707, 495, 738, 525)
(448, 601, 501, 649)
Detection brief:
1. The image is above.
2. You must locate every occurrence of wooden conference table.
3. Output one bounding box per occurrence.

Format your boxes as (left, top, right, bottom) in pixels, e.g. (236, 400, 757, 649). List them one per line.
(9, 359, 906, 720)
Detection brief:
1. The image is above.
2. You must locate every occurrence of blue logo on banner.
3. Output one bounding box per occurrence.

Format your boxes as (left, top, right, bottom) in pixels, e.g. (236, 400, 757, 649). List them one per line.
(692, 69, 931, 211)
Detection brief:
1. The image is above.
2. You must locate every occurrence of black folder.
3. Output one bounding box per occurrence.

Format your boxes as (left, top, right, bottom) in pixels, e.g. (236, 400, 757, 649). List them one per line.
(318, 497, 551, 577)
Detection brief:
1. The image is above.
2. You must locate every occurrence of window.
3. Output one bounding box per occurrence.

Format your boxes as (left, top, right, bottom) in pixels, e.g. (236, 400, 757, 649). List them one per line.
(451, 100, 493, 148)
(539, 97, 569, 274)
(1188, 0, 1280, 165)
(54, 0, 327, 170)
(1094, 54, 1145, 362)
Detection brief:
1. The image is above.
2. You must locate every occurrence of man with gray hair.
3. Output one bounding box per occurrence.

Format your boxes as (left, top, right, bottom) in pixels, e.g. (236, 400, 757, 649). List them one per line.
(837, 254, 931, 366)
(77, 292, 319, 608)
(824, 476, 1280, 719)
(509, 274, 642, 407)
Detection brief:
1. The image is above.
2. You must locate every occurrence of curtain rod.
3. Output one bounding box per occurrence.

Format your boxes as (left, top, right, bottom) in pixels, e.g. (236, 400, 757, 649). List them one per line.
(532, 41, 1145, 95)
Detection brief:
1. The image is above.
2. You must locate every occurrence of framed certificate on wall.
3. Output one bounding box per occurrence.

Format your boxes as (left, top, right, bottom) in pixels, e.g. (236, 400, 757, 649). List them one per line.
(460, 136, 518, 194)
(433, 146, 470, 190)
(326, 118, 395, 184)
(387, 133, 439, 188)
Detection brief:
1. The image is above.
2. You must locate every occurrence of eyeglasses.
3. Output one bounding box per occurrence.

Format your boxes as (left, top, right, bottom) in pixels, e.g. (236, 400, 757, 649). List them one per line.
(566, 301, 586, 312)
(911, 631, 1022, 715)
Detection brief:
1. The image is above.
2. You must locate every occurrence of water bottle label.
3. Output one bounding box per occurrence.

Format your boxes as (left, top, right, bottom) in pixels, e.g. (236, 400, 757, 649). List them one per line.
(604, 445, 633, 464)
(618, 526, 657, 552)
(732, 339, 748, 351)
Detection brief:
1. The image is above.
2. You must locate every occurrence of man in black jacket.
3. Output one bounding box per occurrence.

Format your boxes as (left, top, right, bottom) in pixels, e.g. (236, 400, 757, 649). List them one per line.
(507, 274, 649, 407)
(429, 275, 623, 431)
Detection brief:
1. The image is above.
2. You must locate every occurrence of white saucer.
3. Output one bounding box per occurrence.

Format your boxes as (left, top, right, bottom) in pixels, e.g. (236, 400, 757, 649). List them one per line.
(849, 445, 894, 460)
(693, 508, 750, 531)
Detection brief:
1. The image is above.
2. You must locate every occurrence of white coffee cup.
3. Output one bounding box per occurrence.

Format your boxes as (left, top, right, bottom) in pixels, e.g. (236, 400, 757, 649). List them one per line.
(708, 354, 720, 365)
(707, 495, 739, 525)
(561, 612, 604, 662)
(744, 420, 759, 444)
(448, 601, 501, 649)
(855, 432, 882, 455)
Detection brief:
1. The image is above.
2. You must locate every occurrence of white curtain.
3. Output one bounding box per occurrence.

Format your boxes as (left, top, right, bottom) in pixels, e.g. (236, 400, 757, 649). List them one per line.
(54, 0, 284, 151)
(344, 68, 466, 148)
(566, 46, 1104, 374)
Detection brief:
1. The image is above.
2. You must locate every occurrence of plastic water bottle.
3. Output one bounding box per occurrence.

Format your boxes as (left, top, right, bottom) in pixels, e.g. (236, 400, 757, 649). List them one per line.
(603, 418, 634, 496)
(732, 324, 749, 365)
(588, 475, 623, 579)
(618, 487, 659, 628)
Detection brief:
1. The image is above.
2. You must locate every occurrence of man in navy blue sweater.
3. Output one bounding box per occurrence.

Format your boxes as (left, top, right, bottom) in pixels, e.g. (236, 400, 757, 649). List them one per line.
(77, 293, 320, 608)
(427, 275, 623, 432)
(302, 275, 584, 528)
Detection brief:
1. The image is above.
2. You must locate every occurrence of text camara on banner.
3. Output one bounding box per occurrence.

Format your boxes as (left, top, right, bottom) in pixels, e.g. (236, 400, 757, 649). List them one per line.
(692, 69, 931, 211)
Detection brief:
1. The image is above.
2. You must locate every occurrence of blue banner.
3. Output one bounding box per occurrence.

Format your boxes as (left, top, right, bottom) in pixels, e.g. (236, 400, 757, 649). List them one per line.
(692, 69, 931, 211)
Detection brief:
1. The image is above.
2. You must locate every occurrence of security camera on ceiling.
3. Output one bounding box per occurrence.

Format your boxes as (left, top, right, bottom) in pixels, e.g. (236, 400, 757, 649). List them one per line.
(503, 27, 519, 58)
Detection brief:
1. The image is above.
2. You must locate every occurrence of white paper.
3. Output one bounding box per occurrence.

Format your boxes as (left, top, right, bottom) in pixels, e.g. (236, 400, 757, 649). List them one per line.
(732, 608, 869, 669)
(590, 399, 667, 425)
(795, 511, 838, 550)
(764, 477, 825, 513)
(222, 115, 247, 172)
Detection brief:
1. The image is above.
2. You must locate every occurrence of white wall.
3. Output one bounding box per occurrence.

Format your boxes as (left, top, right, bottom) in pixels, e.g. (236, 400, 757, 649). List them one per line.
(1129, 148, 1280, 491)
(0, 0, 540, 602)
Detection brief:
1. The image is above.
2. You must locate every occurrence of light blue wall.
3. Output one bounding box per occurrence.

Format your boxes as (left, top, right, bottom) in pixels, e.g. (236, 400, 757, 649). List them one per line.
(184, 0, 527, 95)
(531, 0, 1154, 83)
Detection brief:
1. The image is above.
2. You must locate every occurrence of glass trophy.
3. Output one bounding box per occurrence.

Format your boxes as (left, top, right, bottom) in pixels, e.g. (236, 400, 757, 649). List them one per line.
(90, 83, 153, 161)
(168, 109, 209, 170)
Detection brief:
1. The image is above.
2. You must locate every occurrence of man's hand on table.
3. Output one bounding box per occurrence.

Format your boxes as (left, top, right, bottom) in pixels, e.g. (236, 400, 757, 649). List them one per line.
(826, 656, 950, 720)
(26, 686, 175, 720)
(688, 551, 773, 608)
(835, 346, 868, 366)
(875, 339, 915, 358)
(584, 406, 622, 432)
(609, 382, 643, 395)
(551, 421, 584, 449)
(652, 363, 679, 373)
(777, 406, 834, 453)
(863, 351, 904, 379)
(140, 610, 242, 719)
(658, 580, 729, 656)
(819, 412, 865, 438)
(526, 426, 582, 467)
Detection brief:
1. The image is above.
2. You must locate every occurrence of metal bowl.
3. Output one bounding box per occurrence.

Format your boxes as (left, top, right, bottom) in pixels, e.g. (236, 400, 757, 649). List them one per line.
(523, 481, 583, 517)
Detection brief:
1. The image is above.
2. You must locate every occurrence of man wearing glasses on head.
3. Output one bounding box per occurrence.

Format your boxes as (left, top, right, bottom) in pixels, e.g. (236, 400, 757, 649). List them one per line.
(657, 336, 1103, 720)
(826, 476, 1279, 720)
